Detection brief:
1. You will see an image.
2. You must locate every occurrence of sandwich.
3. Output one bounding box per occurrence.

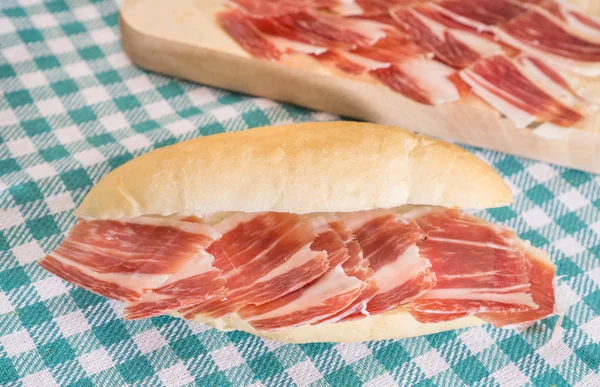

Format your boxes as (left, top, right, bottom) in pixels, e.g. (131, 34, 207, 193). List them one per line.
(39, 122, 556, 343)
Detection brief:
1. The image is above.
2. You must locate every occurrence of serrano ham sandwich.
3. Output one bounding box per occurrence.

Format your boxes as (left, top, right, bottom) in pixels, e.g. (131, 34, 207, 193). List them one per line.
(39, 122, 557, 343)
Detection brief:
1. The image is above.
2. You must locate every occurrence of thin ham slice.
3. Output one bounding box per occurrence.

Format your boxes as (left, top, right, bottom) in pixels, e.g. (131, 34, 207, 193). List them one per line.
(406, 209, 539, 322)
(250, 14, 333, 51)
(238, 265, 365, 330)
(432, 0, 527, 29)
(295, 11, 390, 47)
(430, 0, 600, 75)
(391, 5, 504, 68)
(528, 1, 600, 43)
(459, 55, 585, 128)
(353, 32, 432, 62)
(493, 7, 600, 76)
(251, 10, 390, 49)
(341, 210, 435, 319)
(477, 248, 556, 327)
(314, 50, 369, 74)
(331, 0, 429, 16)
(220, 9, 391, 58)
(181, 213, 329, 320)
(39, 218, 221, 303)
(311, 37, 459, 105)
(124, 250, 226, 319)
(238, 216, 370, 330)
(317, 219, 379, 323)
(230, 0, 341, 18)
(372, 60, 460, 105)
(515, 56, 598, 116)
(218, 10, 284, 60)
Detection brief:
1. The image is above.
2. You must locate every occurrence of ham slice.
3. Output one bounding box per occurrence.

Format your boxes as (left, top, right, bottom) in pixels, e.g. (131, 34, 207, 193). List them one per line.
(238, 216, 372, 330)
(406, 209, 539, 322)
(391, 5, 504, 68)
(317, 219, 379, 323)
(261, 10, 389, 48)
(124, 250, 226, 319)
(218, 10, 284, 59)
(431, 0, 600, 75)
(432, 0, 527, 29)
(219, 7, 460, 106)
(250, 11, 382, 50)
(352, 32, 432, 62)
(39, 218, 222, 303)
(341, 210, 435, 319)
(460, 55, 585, 127)
(515, 56, 598, 116)
(181, 213, 329, 320)
(331, 0, 429, 16)
(230, 0, 341, 18)
(526, 1, 600, 43)
(315, 50, 371, 74)
(493, 6, 600, 76)
(477, 247, 556, 327)
(238, 266, 365, 330)
(372, 60, 460, 105)
(220, 9, 391, 58)
(250, 14, 333, 51)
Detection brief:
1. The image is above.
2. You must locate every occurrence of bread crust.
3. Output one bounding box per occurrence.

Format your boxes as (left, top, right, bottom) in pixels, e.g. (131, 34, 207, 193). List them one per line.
(76, 122, 512, 219)
(202, 309, 484, 343)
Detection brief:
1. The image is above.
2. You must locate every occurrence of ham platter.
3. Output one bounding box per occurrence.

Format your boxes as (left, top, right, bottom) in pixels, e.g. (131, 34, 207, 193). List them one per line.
(120, 0, 600, 172)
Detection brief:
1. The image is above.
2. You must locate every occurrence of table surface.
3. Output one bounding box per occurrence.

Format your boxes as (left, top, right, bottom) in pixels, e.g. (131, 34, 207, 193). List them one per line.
(1, 1, 599, 386)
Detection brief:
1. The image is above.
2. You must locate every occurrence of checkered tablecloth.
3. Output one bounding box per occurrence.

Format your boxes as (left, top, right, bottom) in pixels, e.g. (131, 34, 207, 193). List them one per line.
(1, 1, 599, 386)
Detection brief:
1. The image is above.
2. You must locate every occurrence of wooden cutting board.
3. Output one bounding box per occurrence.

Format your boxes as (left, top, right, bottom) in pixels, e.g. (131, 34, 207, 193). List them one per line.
(120, 0, 600, 173)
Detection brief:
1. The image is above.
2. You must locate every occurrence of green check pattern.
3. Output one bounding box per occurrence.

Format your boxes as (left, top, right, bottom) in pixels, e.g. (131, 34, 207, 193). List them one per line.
(1, 1, 599, 386)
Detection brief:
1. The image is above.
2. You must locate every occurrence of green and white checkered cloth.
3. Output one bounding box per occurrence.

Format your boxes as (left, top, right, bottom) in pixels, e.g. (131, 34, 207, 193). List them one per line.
(1, 1, 599, 386)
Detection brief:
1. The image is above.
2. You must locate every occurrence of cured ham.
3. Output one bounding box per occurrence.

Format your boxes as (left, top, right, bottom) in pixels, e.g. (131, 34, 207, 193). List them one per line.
(460, 55, 585, 127)
(372, 60, 460, 105)
(314, 51, 369, 74)
(181, 213, 329, 320)
(353, 32, 431, 62)
(250, 14, 335, 50)
(218, 0, 599, 129)
(494, 7, 600, 76)
(516, 56, 598, 115)
(429, 1, 600, 75)
(317, 49, 392, 74)
(39, 218, 222, 303)
(40, 203, 557, 332)
(524, 1, 600, 43)
(124, 250, 226, 319)
(255, 10, 389, 49)
(220, 9, 391, 57)
(218, 10, 283, 59)
(230, 0, 341, 18)
(331, 0, 430, 16)
(340, 210, 435, 318)
(238, 216, 376, 330)
(317, 220, 379, 323)
(432, 0, 527, 29)
(391, 5, 504, 68)
(477, 248, 556, 327)
(238, 265, 364, 330)
(406, 209, 538, 323)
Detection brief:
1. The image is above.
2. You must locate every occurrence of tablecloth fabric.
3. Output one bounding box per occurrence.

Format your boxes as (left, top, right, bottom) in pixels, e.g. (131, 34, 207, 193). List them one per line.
(1, 0, 599, 386)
